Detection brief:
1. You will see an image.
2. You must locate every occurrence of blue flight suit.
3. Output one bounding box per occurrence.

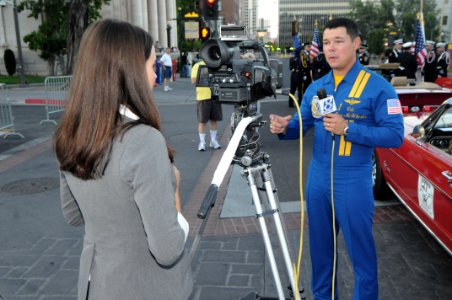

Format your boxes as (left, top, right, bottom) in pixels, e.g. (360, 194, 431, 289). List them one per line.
(280, 61, 404, 300)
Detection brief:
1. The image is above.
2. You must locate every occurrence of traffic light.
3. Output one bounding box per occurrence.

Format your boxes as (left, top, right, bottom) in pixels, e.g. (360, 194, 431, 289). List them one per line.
(200, 26, 211, 41)
(200, 0, 218, 20)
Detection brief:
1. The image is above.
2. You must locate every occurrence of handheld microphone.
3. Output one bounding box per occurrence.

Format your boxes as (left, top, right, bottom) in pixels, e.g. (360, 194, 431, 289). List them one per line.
(314, 88, 337, 117)
(313, 88, 337, 138)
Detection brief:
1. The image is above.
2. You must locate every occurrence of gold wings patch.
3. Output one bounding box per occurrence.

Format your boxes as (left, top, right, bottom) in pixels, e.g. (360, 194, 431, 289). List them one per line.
(345, 99, 361, 105)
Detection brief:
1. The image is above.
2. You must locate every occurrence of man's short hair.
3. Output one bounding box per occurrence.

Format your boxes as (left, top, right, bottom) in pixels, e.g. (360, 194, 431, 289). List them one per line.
(324, 17, 359, 40)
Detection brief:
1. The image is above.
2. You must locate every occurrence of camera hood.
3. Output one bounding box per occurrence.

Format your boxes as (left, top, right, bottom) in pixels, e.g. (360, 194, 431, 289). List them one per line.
(199, 39, 235, 68)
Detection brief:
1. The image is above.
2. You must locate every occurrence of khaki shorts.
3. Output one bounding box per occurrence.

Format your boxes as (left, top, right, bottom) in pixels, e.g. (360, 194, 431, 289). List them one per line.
(197, 99, 223, 123)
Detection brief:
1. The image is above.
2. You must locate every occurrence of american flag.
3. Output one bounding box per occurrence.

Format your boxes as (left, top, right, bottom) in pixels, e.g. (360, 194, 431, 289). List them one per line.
(414, 21, 427, 66)
(387, 99, 402, 115)
(310, 27, 320, 59)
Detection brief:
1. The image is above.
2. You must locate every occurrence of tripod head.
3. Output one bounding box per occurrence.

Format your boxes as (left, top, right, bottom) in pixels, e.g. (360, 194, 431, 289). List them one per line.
(230, 103, 267, 168)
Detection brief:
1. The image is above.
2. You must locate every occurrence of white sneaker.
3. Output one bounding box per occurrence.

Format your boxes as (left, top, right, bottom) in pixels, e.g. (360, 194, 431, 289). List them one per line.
(210, 140, 221, 149)
(164, 86, 169, 92)
(198, 141, 206, 151)
(167, 87, 173, 91)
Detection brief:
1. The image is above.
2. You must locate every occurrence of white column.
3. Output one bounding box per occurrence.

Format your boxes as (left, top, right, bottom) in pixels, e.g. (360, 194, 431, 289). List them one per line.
(148, 0, 159, 42)
(131, 0, 143, 27)
(157, 0, 168, 48)
(166, 0, 177, 49)
(141, 0, 148, 31)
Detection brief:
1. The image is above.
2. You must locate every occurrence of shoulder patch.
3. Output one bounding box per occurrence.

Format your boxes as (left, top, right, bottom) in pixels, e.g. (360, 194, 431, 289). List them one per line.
(387, 99, 402, 114)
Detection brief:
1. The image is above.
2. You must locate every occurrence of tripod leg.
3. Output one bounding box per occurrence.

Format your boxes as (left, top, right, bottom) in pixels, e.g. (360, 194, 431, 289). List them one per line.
(247, 169, 286, 300)
(261, 167, 302, 300)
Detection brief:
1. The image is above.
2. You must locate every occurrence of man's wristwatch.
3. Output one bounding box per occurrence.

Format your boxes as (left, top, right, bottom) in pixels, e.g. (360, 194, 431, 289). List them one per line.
(343, 126, 349, 136)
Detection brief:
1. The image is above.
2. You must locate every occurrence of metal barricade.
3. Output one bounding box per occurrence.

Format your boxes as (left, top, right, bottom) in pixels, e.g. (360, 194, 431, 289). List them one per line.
(0, 83, 24, 139)
(40, 75, 72, 125)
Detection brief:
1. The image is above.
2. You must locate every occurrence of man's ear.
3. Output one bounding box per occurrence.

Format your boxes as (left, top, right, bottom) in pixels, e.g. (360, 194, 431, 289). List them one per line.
(354, 36, 362, 51)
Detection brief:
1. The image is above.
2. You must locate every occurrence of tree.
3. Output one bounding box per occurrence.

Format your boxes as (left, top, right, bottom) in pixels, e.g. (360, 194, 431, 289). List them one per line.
(66, 0, 109, 74)
(349, 0, 396, 56)
(396, 0, 439, 42)
(18, 0, 69, 75)
(349, 0, 440, 55)
(17, 0, 109, 75)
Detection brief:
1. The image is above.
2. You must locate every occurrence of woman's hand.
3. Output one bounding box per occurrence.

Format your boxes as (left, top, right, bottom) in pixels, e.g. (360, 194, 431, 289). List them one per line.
(173, 166, 182, 213)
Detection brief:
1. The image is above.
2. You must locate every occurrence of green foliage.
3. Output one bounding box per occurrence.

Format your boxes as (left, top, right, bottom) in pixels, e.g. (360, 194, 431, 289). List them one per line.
(17, 0, 109, 73)
(349, 0, 440, 54)
(4, 49, 16, 76)
(349, 0, 396, 55)
(396, 0, 439, 42)
(18, 0, 70, 63)
(368, 29, 385, 56)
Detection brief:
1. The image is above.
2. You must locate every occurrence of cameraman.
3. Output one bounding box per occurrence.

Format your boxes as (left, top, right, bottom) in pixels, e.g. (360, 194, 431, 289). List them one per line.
(191, 59, 223, 151)
(269, 18, 403, 300)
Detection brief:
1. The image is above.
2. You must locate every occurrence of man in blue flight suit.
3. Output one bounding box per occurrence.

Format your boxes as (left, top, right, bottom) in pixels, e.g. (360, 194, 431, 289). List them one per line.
(269, 18, 404, 300)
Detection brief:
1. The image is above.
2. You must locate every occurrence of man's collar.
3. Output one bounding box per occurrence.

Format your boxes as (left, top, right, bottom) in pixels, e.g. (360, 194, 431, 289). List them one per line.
(324, 60, 363, 85)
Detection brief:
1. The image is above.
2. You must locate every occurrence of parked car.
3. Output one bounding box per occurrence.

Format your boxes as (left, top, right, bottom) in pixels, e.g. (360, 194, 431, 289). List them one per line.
(374, 97, 452, 255)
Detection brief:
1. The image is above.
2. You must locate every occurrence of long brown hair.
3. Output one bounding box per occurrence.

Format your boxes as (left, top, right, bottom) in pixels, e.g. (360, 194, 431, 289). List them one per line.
(54, 19, 171, 180)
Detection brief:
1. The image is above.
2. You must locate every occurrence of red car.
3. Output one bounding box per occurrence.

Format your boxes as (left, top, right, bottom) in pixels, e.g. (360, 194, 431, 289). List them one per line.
(374, 96, 452, 255)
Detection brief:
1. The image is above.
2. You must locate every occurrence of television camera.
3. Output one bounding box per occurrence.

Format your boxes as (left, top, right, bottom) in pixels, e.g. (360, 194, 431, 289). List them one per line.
(198, 25, 280, 112)
(198, 25, 282, 157)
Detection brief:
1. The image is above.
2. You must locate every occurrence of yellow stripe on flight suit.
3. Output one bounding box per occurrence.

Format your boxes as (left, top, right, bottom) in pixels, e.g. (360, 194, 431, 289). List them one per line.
(338, 70, 371, 157)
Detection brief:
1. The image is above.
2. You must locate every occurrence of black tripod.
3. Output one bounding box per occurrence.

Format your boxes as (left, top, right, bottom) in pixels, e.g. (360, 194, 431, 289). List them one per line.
(195, 104, 306, 300)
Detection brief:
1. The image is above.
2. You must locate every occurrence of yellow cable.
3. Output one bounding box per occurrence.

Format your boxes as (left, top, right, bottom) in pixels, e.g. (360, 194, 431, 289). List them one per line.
(330, 139, 337, 300)
(287, 92, 337, 300)
(288, 93, 303, 300)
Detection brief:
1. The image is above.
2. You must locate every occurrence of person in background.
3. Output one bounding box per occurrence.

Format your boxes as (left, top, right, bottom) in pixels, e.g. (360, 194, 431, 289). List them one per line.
(288, 46, 303, 107)
(180, 51, 188, 78)
(436, 42, 450, 78)
(269, 18, 403, 300)
(388, 39, 404, 77)
(54, 19, 193, 300)
(313, 50, 331, 80)
(186, 52, 193, 78)
(160, 47, 173, 92)
(288, 43, 313, 107)
(191, 59, 222, 151)
(358, 44, 370, 65)
(388, 38, 403, 63)
(399, 42, 418, 83)
(423, 40, 438, 82)
(300, 42, 313, 100)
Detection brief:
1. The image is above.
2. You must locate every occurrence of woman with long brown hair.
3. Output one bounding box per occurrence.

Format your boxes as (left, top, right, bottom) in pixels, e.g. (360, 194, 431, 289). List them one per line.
(54, 19, 193, 300)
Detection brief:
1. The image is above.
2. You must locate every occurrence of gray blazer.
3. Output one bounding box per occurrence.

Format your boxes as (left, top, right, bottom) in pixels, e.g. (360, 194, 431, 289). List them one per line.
(60, 125, 193, 300)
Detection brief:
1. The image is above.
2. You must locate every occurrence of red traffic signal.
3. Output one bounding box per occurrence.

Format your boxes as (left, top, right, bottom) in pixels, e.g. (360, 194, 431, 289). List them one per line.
(200, 26, 211, 41)
(200, 0, 218, 20)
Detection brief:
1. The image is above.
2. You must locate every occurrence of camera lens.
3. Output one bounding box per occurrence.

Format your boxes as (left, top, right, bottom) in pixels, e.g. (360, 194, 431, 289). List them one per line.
(208, 46, 221, 60)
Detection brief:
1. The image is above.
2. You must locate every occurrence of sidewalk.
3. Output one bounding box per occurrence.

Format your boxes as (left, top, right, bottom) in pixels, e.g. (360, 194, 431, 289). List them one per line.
(0, 77, 451, 300)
